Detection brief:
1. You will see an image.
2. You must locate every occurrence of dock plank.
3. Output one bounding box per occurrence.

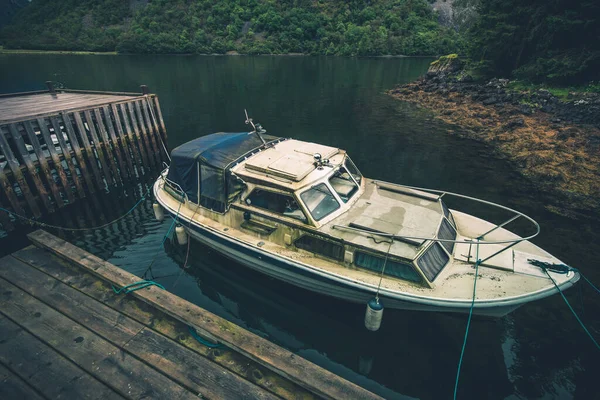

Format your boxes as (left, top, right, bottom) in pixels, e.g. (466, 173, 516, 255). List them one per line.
(0, 277, 197, 400)
(0, 92, 140, 123)
(29, 229, 383, 400)
(0, 361, 46, 400)
(12, 245, 315, 400)
(83, 110, 116, 186)
(48, 116, 87, 199)
(0, 315, 121, 400)
(93, 108, 121, 183)
(73, 112, 106, 192)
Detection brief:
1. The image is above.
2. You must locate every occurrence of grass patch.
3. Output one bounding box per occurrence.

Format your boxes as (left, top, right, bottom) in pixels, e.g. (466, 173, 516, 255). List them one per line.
(507, 80, 600, 100)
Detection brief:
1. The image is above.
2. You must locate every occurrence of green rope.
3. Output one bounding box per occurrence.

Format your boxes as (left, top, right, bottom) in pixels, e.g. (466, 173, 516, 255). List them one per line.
(454, 239, 481, 400)
(188, 326, 223, 348)
(112, 280, 165, 294)
(142, 201, 182, 280)
(542, 269, 600, 351)
(0, 187, 151, 232)
(527, 259, 600, 295)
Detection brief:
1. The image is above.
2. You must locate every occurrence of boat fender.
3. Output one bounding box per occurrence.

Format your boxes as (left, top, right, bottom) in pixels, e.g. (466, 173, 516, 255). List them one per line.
(364, 298, 384, 331)
(153, 203, 164, 222)
(175, 225, 188, 245)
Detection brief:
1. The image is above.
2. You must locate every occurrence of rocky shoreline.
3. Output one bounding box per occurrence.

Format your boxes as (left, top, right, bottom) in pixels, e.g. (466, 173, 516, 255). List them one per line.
(388, 59, 600, 219)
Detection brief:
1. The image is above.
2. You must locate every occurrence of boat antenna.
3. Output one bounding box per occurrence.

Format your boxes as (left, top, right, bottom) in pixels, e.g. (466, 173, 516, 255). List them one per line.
(244, 109, 267, 145)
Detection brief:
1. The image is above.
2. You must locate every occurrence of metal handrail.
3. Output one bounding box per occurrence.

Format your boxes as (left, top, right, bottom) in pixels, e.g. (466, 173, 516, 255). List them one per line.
(332, 180, 541, 263)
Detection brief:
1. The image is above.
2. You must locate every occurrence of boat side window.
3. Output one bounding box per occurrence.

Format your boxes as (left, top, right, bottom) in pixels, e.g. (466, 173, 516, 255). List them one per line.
(437, 218, 457, 255)
(329, 167, 359, 203)
(294, 235, 344, 261)
(300, 183, 340, 221)
(441, 200, 456, 227)
(417, 243, 450, 281)
(354, 251, 422, 283)
(245, 188, 307, 223)
(345, 157, 362, 185)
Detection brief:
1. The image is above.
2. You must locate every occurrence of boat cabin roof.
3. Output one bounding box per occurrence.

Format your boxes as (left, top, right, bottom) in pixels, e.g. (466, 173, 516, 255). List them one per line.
(231, 139, 343, 190)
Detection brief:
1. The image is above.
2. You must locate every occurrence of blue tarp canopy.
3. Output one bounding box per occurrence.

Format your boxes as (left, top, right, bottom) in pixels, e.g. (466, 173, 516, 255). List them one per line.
(166, 132, 278, 212)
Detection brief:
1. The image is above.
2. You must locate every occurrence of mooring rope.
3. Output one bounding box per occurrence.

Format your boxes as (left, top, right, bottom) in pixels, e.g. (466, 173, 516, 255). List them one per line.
(0, 187, 151, 232)
(142, 200, 182, 280)
(188, 326, 223, 348)
(454, 239, 481, 400)
(529, 260, 600, 351)
(112, 280, 165, 294)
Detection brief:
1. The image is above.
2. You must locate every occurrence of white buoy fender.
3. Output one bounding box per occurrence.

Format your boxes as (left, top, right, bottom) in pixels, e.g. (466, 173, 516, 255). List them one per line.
(175, 225, 188, 245)
(364, 298, 384, 331)
(153, 203, 164, 222)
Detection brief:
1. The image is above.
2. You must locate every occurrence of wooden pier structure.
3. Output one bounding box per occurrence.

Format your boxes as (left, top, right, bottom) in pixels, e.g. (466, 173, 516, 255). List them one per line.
(0, 84, 168, 232)
(0, 230, 381, 400)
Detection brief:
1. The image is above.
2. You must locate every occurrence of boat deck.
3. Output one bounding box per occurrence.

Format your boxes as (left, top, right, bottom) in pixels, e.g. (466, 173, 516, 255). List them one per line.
(0, 230, 381, 400)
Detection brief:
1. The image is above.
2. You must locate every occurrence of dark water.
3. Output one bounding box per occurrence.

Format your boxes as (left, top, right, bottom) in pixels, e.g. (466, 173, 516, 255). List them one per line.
(1, 55, 598, 400)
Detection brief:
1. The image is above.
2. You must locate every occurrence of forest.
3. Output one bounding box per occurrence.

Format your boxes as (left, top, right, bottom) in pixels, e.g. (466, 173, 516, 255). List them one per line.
(1, 0, 598, 84)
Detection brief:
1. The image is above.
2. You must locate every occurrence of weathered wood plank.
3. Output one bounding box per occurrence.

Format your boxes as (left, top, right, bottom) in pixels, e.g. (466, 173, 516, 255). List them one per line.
(134, 101, 161, 167)
(139, 100, 163, 165)
(12, 245, 315, 400)
(0, 163, 26, 217)
(0, 128, 41, 217)
(101, 106, 131, 179)
(83, 110, 115, 186)
(0, 255, 145, 347)
(22, 120, 64, 207)
(0, 276, 199, 400)
(60, 113, 97, 195)
(0, 315, 121, 400)
(127, 101, 160, 167)
(110, 104, 136, 177)
(118, 103, 145, 170)
(0, 197, 15, 231)
(73, 112, 106, 192)
(144, 96, 162, 149)
(48, 117, 86, 199)
(36, 117, 76, 203)
(92, 108, 121, 184)
(0, 360, 46, 400)
(126, 327, 279, 400)
(8, 124, 53, 213)
(28, 230, 382, 400)
(126, 101, 154, 169)
(153, 96, 168, 146)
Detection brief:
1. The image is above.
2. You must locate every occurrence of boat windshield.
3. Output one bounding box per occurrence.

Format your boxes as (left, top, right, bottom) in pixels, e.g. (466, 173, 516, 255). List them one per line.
(329, 166, 358, 203)
(344, 157, 362, 185)
(300, 183, 340, 221)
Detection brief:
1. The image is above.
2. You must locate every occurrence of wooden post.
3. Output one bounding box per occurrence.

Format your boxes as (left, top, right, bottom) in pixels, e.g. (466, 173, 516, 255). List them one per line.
(59, 113, 96, 195)
(129, 101, 156, 169)
(117, 103, 144, 170)
(0, 128, 41, 217)
(92, 108, 121, 184)
(0, 166, 25, 216)
(0, 197, 15, 231)
(83, 110, 115, 186)
(152, 96, 168, 150)
(102, 105, 132, 179)
(49, 117, 86, 200)
(137, 100, 162, 166)
(22, 121, 64, 208)
(72, 112, 105, 192)
(35, 118, 75, 203)
(8, 124, 54, 213)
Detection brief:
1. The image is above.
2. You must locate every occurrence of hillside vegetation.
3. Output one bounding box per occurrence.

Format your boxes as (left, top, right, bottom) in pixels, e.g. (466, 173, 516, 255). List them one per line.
(0, 0, 463, 56)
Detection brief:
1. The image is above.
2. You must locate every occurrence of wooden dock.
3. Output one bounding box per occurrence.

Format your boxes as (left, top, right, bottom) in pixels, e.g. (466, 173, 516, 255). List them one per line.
(0, 230, 381, 400)
(0, 84, 168, 232)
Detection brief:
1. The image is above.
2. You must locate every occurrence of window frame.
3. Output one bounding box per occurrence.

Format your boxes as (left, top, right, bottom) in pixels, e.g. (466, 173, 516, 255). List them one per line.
(299, 182, 341, 222)
(293, 234, 345, 262)
(244, 186, 309, 224)
(353, 250, 423, 284)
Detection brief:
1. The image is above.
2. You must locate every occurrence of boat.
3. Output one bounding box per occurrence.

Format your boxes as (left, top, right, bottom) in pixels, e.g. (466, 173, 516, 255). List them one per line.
(153, 118, 579, 317)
